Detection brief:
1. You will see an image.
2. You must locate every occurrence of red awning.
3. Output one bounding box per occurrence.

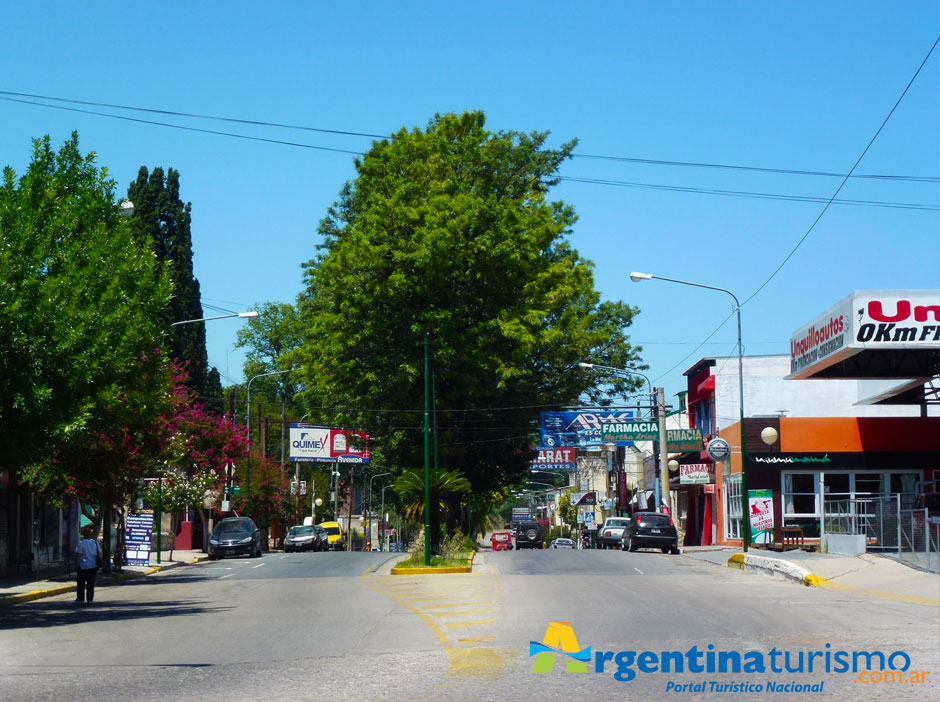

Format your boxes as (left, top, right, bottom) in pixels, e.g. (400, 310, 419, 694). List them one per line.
(697, 375, 716, 394)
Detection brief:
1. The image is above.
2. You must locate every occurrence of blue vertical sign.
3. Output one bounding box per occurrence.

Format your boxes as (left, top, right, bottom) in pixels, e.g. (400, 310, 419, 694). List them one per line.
(125, 510, 154, 567)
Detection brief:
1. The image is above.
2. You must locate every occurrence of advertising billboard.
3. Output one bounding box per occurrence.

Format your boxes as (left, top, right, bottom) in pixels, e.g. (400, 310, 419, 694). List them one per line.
(529, 446, 576, 471)
(788, 290, 940, 379)
(540, 410, 634, 448)
(288, 424, 371, 463)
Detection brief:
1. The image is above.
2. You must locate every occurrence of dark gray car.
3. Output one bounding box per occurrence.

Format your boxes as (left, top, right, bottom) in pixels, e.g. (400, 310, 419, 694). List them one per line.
(621, 512, 679, 554)
(208, 517, 263, 559)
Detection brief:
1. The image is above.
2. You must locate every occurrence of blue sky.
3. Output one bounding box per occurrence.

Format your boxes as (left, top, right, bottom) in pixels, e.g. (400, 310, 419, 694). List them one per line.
(1, 2, 937, 410)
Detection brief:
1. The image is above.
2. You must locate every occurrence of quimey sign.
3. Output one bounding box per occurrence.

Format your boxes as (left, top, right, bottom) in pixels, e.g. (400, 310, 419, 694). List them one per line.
(788, 290, 940, 378)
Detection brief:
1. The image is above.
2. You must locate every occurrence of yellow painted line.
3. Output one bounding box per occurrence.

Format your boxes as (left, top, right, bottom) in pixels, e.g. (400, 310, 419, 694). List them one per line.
(432, 609, 496, 618)
(420, 600, 493, 610)
(806, 575, 940, 606)
(446, 646, 515, 678)
(361, 576, 449, 645)
(407, 592, 492, 602)
(444, 618, 495, 630)
(457, 635, 498, 645)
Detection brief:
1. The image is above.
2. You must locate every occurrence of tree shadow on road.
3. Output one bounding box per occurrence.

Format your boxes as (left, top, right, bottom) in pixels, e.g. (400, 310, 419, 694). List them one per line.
(0, 599, 230, 631)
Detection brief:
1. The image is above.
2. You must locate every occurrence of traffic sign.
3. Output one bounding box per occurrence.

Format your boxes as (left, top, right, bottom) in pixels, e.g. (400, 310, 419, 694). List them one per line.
(233, 485, 241, 496)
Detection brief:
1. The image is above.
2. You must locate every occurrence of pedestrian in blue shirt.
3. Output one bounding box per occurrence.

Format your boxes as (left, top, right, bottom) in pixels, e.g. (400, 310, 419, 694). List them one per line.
(74, 526, 102, 603)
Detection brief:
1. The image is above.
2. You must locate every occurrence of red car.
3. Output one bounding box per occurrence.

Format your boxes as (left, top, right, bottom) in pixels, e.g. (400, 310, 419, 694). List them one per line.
(491, 531, 513, 551)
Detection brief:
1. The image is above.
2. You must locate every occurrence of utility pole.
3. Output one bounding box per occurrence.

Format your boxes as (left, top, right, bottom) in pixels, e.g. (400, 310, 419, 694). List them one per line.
(346, 463, 355, 551)
(657, 387, 670, 514)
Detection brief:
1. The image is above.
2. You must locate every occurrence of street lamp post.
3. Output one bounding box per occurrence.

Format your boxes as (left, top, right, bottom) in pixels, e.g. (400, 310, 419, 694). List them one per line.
(367, 472, 391, 551)
(630, 271, 749, 552)
(246, 369, 291, 519)
(380, 484, 392, 551)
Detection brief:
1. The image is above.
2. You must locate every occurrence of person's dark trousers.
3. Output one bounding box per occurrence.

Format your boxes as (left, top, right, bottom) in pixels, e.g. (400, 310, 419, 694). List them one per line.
(76, 568, 97, 603)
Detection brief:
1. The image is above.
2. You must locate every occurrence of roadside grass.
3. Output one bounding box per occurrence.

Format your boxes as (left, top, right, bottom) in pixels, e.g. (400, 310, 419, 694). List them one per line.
(394, 551, 473, 569)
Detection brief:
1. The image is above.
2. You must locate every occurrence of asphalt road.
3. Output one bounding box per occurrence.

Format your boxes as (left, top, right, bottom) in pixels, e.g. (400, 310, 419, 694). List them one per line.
(1, 549, 937, 702)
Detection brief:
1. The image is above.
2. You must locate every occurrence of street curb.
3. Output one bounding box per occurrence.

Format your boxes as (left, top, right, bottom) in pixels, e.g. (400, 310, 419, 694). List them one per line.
(0, 556, 206, 607)
(727, 552, 814, 586)
(390, 550, 476, 575)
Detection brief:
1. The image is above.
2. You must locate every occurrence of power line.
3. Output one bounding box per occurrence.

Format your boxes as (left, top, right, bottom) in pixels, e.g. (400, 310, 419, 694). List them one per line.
(741, 34, 940, 306)
(559, 175, 938, 211)
(4, 94, 935, 212)
(2, 89, 936, 183)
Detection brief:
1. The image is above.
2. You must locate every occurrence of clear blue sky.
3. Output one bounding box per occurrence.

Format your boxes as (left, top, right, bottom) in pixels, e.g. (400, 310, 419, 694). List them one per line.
(2, 3, 937, 409)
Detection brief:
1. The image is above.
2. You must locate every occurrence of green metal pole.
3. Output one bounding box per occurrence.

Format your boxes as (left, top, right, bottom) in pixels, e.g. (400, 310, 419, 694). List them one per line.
(424, 333, 431, 566)
(156, 476, 162, 565)
(432, 371, 439, 478)
(246, 454, 251, 519)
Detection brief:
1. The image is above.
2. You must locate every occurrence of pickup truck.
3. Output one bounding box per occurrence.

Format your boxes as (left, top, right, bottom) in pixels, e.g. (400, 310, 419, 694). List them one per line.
(597, 517, 632, 549)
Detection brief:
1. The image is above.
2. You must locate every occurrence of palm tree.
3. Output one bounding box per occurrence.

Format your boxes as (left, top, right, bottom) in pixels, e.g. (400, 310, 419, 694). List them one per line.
(394, 467, 472, 550)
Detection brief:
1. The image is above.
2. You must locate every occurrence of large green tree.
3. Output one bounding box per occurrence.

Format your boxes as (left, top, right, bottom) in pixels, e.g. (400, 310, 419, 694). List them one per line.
(127, 166, 222, 408)
(0, 134, 173, 477)
(294, 112, 642, 495)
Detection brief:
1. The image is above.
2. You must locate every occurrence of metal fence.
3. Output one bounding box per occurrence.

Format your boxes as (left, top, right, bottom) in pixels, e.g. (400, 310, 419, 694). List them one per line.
(821, 495, 939, 573)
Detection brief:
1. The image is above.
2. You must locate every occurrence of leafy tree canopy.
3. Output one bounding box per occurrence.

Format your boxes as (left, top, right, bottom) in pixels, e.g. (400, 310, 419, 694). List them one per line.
(293, 112, 642, 493)
(0, 133, 172, 474)
(127, 166, 222, 408)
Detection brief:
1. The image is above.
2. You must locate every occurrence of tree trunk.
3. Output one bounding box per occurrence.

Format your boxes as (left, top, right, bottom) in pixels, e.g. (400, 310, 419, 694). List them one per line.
(101, 501, 112, 575)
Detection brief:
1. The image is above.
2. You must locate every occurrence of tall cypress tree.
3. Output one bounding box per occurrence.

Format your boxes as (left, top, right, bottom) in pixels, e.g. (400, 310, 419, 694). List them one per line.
(127, 167, 222, 407)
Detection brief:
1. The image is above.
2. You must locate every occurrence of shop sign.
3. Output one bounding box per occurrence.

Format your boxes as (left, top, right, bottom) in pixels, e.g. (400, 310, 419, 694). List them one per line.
(679, 463, 715, 485)
(289, 424, 371, 463)
(529, 446, 576, 470)
(601, 423, 704, 451)
(788, 290, 940, 378)
(748, 489, 775, 545)
(706, 437, 732, 462)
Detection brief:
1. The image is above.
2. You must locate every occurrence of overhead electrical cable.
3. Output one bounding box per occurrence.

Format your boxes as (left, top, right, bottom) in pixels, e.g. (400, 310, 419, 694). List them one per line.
(741, 34, 940, 306)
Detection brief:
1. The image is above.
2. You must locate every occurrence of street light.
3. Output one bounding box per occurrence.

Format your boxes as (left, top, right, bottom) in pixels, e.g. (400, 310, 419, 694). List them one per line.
(246, 369, 291, 518)
(630, 271, 750, 552)
(367, 471, 391, 551)
(172, 311, 259, 326)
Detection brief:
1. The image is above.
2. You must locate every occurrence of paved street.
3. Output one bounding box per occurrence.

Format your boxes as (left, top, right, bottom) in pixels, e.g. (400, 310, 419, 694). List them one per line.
(1, 549, 937, 702)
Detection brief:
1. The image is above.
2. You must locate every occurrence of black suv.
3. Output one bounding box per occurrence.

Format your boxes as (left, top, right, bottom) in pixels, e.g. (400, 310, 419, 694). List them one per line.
(621, 512, 679, 554)
(514, 521, 544, 549)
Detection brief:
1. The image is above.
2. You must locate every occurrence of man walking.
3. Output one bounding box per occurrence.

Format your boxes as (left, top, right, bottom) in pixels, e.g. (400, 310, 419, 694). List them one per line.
(75, 526, 102, 604)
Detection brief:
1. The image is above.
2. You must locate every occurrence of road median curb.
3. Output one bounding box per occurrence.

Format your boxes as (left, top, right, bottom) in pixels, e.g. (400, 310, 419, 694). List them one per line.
(390, 550, 476, 575)
(727, 552, 814, 585)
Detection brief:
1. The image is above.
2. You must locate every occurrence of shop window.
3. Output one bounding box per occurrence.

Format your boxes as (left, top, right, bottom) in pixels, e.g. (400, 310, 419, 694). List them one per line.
(854, 473, 882, 499)
(724, 474, 742, 541)
(783, 473, 818, 517)
(889, 472, 920, 509)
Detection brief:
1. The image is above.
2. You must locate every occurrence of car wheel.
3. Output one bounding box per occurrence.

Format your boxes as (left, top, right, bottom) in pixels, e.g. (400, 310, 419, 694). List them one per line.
(671, 547, 680, 555)
(661, 547, 669, 554)
(627, 537, 637, 552)
(620, 539, 627, 551)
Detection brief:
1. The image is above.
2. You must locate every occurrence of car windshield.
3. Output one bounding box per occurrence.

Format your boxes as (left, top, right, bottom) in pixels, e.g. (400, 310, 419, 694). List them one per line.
(606, 519, 630, 527)
(288, 526, 314, 537)
(639, 514, 672, 526)
(215, 520, 251, 535)
(556, 539, 573, 545)
(493, 533, 510, 541)
(324, 526, 341, 535)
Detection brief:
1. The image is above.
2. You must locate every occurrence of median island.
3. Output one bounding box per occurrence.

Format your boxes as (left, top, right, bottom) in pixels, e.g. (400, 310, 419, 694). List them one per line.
(391, 550, 475, 575)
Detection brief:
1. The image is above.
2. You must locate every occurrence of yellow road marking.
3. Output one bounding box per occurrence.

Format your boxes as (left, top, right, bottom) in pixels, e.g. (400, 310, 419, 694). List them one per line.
(457, 635, 498, 645)
(432, 608, 496, 618)
(421, 600, 494, 609)
(444, 619, 496, 630)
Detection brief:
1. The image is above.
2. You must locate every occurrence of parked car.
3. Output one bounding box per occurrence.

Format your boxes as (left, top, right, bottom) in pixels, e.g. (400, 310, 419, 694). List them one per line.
(284, 525, 320, 552)
(621, 512, 679, 554)
(317, 521, 345, 551)
(312, 524, 329, 551)
(491, 531, 513, 551)
(597, 517, 632, 549)
(514, 521, 544, 549)
(551, 538, 575, 549)
(208, 517, 263, 560)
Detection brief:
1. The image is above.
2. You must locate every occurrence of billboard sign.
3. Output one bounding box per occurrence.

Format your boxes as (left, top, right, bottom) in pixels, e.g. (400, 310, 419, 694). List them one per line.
(529, 446, 576, 471)
(788, 290, 940, 379)
(540, 411, 634, 447)
(125, 510, 154, 567)
(289, 424, 371, 463)
(601, 423, 704, 451)
(748, 489, 775, 544)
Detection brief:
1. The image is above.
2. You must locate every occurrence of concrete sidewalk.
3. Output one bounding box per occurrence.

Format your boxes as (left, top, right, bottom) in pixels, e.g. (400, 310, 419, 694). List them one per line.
(0, 549, 206, 606)
(683, 546, 940, 606)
